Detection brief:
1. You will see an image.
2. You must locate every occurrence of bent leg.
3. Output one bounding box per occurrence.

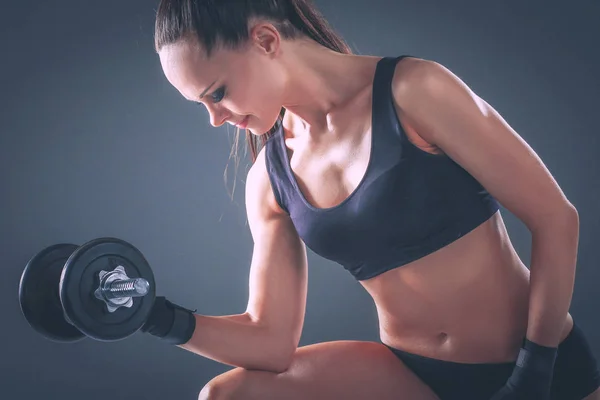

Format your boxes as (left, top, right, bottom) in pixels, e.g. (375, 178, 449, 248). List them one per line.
(584, 388, 600, 400)
(200, 340, 439, 400)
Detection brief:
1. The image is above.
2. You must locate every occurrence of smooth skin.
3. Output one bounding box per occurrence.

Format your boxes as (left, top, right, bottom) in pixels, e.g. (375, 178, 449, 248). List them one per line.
(159, 20, 599, 400)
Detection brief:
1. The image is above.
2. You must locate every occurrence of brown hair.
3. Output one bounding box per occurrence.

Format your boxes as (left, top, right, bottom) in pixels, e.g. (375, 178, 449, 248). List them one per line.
(154, 0, 352, 192)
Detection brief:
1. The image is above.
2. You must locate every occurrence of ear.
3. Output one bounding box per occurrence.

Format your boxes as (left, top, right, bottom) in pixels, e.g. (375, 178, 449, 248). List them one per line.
(248, 22, 281, 57)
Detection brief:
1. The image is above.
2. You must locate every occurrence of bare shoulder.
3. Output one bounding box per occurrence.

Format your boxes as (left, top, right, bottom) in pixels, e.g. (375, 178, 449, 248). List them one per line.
(390, 57, 448, 152)
(245, 146, 288, 227)
(391, 56, 450, 98)
(390, 56, 484, 120)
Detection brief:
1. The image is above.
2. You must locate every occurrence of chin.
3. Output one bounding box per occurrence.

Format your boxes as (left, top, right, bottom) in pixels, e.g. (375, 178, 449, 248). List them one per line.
(248, 122, 274, 136)
(248, 127, 267, 136)
(244, 112, 283, 136)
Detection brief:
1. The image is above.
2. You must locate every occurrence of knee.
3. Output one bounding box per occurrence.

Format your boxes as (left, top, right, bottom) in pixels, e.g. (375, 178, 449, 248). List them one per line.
(198, 367, 283, 400)
(198, 383, 213, 400)
(198, 370, 246, 400)
(199, 377, 231, 400)
(198, 379, 223, 400)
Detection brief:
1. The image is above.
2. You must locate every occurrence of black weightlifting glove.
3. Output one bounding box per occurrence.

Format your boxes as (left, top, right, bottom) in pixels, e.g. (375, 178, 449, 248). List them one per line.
(490, 339, 558, 400)
(140, 296, 196, 345)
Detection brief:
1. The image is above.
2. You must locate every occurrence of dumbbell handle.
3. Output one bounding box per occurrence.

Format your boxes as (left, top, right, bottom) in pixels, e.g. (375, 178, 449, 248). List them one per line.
(103, 278, 149, 300)
(94, 266, 152, 313)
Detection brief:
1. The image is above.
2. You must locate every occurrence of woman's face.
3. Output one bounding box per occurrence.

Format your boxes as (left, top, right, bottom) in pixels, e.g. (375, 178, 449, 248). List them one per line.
(158, 25, 287, 135)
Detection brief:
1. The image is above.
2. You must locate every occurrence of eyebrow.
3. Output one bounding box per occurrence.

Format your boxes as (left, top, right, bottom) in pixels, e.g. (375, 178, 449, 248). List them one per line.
(198, 80, 217, 100)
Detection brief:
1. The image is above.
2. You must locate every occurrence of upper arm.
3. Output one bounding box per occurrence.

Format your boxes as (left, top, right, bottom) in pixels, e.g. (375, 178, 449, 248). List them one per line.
(392, 57, 578, 232)
(244, 148, 308, 352)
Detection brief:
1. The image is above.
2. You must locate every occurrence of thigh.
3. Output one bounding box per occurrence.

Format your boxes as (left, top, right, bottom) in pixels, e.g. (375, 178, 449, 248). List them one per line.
(200, 340, 440, 400)
(584, 388, 600, 400)
(552, 322, 600, 400)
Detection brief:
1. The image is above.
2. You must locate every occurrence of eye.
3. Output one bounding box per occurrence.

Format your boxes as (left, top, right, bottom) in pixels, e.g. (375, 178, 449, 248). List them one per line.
(211, 86, 226, 103)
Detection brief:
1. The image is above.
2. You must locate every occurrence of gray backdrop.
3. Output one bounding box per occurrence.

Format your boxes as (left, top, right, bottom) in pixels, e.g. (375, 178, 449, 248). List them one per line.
(1, 0, 598, 399)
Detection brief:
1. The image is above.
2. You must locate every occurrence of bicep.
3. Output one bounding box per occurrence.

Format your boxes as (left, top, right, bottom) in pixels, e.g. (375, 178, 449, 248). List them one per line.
(244, 152, 308, 348)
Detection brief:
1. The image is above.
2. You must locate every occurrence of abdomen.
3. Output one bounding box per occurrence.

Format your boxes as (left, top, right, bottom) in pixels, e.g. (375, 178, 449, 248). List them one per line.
(362, 211, 536, 363)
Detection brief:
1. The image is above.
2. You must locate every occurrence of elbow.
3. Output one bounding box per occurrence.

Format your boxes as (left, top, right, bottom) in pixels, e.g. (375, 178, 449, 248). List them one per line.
(244, 345, 294, 374)
(245, 319, 298, 373)
(263, 359, 292, 375)
(557, 203, 579, 232)
(530, 202, 579, 234)
(276, 344, 297, 373)
(567, 204, 579, 225)
(561, 201, 578, 221)
(235, 342, 294, 374)
(262, 340, 296, 373)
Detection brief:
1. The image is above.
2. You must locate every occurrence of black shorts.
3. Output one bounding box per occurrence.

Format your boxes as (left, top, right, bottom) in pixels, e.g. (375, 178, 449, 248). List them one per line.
(384, 321, 600, 400)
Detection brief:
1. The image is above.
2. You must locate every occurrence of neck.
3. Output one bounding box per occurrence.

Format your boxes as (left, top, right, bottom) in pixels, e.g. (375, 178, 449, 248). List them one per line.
(279, 39, 378, 133)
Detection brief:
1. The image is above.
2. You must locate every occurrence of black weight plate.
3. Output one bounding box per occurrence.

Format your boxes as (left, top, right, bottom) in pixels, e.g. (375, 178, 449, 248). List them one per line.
(59, 237, 155, 341)
(19, 244, 86, 342)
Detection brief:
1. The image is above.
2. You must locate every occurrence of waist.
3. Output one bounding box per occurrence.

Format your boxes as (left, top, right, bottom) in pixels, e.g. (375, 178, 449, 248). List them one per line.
(370, 256, 574, 363)
(364, 214, 534, 363)
(379, 312, 574, 364)
(379, 319, 527, 364)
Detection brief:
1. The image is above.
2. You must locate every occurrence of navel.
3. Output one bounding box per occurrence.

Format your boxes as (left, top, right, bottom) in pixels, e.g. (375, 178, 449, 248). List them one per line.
(437, 332, 449, 344)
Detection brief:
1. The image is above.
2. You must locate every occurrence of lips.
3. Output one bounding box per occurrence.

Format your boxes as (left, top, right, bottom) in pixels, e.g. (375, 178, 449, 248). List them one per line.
(235, 116, 249, 129)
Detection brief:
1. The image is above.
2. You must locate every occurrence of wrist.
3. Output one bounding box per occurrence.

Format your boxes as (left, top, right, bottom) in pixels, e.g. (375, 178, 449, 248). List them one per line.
(166, 303, 196, 345)
(142, 297, 197, 345)
(517, 339, 558, 375)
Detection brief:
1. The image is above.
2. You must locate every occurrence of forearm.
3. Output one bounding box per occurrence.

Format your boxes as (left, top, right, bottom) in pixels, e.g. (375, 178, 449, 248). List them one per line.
(178, 313, 292, 373)
(526, 208, 579, 347)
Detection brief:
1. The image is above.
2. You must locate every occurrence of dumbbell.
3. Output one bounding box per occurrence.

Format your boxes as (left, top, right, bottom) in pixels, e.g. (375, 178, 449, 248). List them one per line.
(18, 237, 156, 342)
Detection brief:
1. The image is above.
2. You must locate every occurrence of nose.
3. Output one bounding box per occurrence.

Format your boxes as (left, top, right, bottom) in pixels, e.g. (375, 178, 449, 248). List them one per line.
(205, 104, 229, 128)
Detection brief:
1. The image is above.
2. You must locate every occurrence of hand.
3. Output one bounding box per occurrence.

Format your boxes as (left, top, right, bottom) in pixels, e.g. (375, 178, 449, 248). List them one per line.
(490, 339, 557, 400)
